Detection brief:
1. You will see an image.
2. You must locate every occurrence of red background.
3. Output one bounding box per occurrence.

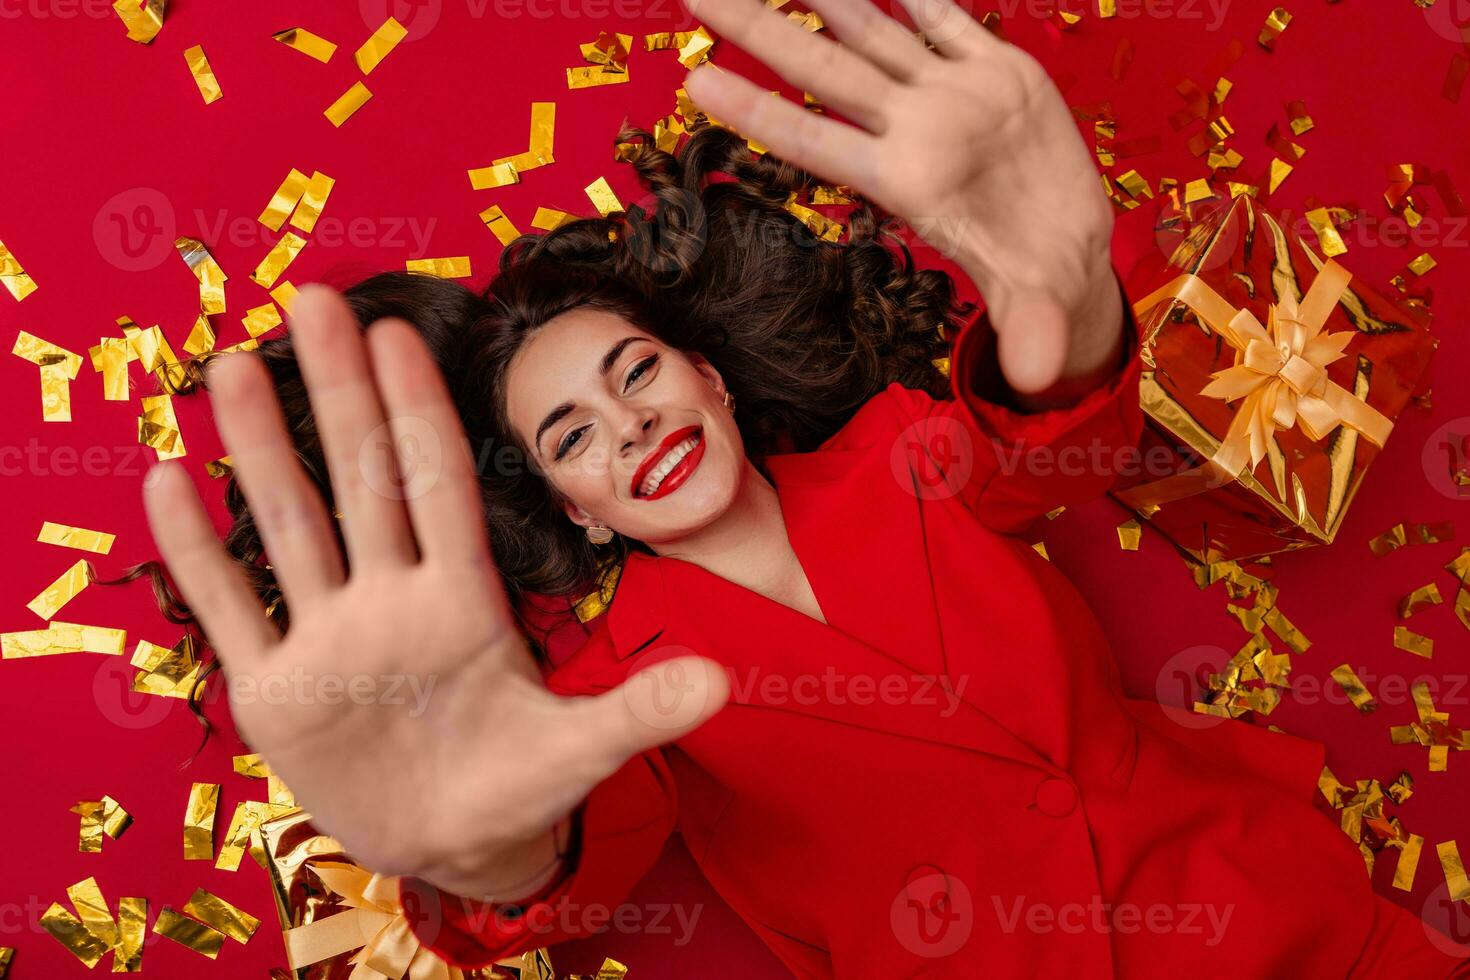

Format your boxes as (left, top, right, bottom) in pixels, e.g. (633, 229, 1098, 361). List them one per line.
(1, 0, 1467, 976)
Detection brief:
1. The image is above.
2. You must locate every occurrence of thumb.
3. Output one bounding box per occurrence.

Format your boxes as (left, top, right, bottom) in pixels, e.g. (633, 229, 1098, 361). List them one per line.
(992, 288, 1070, 396)
(587, 653, 731, 760)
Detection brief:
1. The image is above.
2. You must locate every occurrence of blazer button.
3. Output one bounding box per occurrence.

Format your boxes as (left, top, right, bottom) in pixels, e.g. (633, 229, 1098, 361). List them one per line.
(1033, 776, 1078, 818)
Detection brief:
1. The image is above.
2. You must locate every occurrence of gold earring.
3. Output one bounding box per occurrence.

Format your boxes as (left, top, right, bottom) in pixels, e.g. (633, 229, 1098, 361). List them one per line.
(722, 390, 735, 413)
(586, 523, 614, 545)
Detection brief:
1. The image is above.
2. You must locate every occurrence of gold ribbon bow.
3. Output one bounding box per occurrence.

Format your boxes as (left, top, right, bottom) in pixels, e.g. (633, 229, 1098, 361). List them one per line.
(1128, 258, 1393, 503)
(284, 862, 463, 980)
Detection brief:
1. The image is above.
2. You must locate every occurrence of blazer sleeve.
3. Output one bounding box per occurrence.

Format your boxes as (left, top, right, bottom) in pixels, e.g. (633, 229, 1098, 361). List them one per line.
(396, 666, 678, 967)
(885, 270, 1145, 535)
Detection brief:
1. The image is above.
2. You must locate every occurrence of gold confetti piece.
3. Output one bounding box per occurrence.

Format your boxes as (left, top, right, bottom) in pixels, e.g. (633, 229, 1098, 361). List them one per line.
(233, 752, 269, 778)
(100, 795, 132, 839)
(0, 947, 11, 976)
(26, 559, 94, 621)
(132, 636, 200, 698)
(273, 27, 336, 63)
(2, 625, 83, 658)
(354, 17, 406, 74)
(1330, 664, 1377, 713)
(1305, 207, 1347, 257)
(183, 44, 222, 104)
(90, 335, 132, 398)
(215, 801, 297, 872)
(271, 281, 299, 313)
(1114, 170, 1150, 199)
(185, 782, 219, 860)
(585, 177, 624, 217)
(1399, 583, 1443, 619)
(1408, 252, 1437, 276)
(38, 521, 115, 554)
(51, 621, 126, 655)
(1183, 178, 1216, 205)
(41, 903, 110, 968)
(250, 232, 307, 289)
(1394, 626, 1434, 659)
(1116, 518, 1142, 551)
(181, 889, 260, 944)
(0, 237, 38, 300)
(324, 81, 372, 127)
(205, 455, 233, 478)
(68, 877, 118, 951)
(531, 207, 576, 231)
(73, 801, 104, 853)
(153, 907, 225, 958)
(112, 0, 164, 44)
(783, 195, 844, 241)
(1286, 99, 1314, 135)
(1258, 6, 1291, 50)
(242, 303, 283, 338)
(567, 65, 631, 88)
(1440, 841, 1470, 902)
(116, 897, 146, 972)
(405, 257, 472, 279)
(259, 168, 309, 232)
(175, 236, 228, 315)
(1032, 541, 1050, 560)
(1370, 523, 1409, 555)
(468, 161, 520, 191)
(479, 205, 521, 245)
(488, 102, 557, 175)
(1267, 158, 1293, 193)
(139, 392, 186, 460)
(290, 171, 335, 235)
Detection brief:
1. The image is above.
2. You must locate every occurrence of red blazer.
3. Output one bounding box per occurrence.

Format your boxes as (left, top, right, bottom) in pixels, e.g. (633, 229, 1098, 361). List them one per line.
(398, 287, 1448, 977)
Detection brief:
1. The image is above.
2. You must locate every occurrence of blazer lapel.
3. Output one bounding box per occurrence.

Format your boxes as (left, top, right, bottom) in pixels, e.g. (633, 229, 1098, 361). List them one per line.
(597, 446, 1053, 772)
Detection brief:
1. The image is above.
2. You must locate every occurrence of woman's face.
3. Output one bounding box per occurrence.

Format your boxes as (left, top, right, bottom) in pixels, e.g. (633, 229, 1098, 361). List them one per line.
(504, 307, 746, 546)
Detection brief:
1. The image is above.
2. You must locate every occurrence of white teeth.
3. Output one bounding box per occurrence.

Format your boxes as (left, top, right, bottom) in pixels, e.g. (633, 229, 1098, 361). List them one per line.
(640, 434, 700, 496)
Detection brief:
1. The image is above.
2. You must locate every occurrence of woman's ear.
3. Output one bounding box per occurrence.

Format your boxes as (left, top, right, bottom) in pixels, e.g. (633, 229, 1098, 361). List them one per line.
(561, 497, 596, 529)
(688, 352, 726, 400)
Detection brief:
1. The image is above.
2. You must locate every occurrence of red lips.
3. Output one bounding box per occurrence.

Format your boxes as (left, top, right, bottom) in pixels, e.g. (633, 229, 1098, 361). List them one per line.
(631, 424, 704, 500)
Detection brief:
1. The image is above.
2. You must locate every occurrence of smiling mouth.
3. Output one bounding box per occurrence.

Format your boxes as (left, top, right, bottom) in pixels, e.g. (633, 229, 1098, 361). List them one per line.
(632, 425, 705, 500)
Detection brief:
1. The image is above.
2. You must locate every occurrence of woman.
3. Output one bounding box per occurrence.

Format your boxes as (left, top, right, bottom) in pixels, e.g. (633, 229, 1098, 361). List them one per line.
(139, 0, 1468, 975)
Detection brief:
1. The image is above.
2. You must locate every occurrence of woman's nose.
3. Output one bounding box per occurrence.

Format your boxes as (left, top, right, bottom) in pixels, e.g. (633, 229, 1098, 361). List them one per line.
(617, 408, 657, 456)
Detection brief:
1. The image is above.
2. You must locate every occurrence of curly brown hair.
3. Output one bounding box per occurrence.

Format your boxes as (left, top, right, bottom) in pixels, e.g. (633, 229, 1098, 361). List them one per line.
(98, 119, 977, 740)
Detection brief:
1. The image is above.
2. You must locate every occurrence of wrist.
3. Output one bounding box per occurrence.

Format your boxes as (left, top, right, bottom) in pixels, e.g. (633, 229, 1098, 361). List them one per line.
(416, 818, 572, 904)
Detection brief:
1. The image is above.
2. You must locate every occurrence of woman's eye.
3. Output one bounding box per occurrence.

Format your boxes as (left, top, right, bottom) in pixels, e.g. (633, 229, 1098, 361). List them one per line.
(556, 426, 587, 459)
(625, 354, 658, 390)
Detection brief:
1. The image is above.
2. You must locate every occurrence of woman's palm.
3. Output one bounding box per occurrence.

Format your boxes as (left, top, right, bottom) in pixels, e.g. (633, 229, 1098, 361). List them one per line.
(143, 286, 727, 896)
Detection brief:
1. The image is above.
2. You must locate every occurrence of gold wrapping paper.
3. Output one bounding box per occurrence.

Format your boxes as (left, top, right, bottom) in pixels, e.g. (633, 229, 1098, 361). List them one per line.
(1112, 196, 1435, 562)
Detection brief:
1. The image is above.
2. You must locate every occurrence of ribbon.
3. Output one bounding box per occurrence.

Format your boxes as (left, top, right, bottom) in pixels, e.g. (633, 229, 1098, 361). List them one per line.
(1121, 258, 1393, 509)
(283, 862, 463, 980)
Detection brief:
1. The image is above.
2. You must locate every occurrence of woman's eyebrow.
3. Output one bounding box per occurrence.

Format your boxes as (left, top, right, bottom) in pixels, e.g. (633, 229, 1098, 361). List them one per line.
(533, 335, 646, 455)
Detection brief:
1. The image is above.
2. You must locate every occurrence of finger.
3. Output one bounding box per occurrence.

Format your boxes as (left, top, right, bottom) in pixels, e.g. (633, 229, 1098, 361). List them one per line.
(688, 0, 896, 131)
(363, 319, 504, 582)
(799, 0, 931, 81)
(684, 64, 879, 192)
(143, 460, 281, 676)
(993, 290, 1070, 394)
(584, 655, 731, 763)
(289, 284, 420, 570)
(206, 351, 346, 609)
(890, 0, 998, 58)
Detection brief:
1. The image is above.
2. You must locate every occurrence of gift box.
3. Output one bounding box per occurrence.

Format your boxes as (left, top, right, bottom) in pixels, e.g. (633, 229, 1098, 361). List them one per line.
(257, 811, 625, 980)
(1111, 195, 1436, 562)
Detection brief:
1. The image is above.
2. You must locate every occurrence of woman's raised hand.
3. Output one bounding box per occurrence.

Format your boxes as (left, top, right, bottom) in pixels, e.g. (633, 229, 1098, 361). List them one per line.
(143, 285, 729, 899)
(682, 0, 1123, 400)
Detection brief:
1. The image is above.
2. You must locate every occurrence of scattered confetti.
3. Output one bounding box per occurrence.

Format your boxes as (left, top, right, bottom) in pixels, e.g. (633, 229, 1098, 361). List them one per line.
(324, 81, 372, 127)
(183, 44, 222, 104)
(1393, 626, 1434, 659)
(405, 257, 472, 278)
(354, 17, 407, 74)
(273, 27, 337, 63)
(112, 0, 164, 44)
